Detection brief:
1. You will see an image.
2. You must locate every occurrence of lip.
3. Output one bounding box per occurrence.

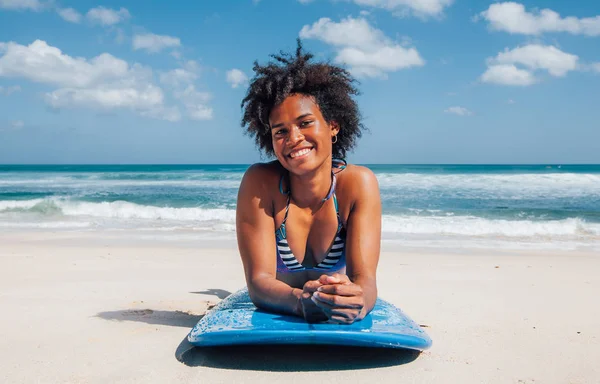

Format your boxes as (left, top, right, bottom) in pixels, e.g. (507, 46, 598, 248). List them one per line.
(287, 146, 313, 159)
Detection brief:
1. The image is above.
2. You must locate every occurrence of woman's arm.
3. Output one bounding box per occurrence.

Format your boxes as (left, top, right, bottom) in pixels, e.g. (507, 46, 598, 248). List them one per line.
(311, 166, 381, 322)
(345, 166, 381, 317)
(236, 163, 303, 316)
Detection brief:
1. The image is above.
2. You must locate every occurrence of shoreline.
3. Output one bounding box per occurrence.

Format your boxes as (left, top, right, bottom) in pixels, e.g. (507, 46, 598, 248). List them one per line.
(2, 227, 599, 252)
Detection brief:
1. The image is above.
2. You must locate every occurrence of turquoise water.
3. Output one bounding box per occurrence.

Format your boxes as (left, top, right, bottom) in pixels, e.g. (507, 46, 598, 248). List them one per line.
(1, 164, 599, 247)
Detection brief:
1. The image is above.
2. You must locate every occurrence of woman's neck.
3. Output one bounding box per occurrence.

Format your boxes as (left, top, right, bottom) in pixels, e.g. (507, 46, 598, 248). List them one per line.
(288, 160, 333, 211)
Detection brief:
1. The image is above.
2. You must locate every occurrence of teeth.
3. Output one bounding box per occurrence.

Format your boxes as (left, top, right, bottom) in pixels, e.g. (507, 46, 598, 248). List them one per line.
(290, 148, 311, 158)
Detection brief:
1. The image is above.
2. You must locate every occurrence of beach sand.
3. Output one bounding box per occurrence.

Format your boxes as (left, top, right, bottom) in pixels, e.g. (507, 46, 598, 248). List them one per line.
(0, 231, 598, 383)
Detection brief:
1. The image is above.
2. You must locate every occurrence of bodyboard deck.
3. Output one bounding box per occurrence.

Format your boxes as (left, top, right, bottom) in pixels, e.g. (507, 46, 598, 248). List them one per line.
(188, 288, 432, 350)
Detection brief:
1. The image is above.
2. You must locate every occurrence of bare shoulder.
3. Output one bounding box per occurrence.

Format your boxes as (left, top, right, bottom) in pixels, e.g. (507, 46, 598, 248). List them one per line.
(241, 161, 283, 188)
(337, 164, 379, 193)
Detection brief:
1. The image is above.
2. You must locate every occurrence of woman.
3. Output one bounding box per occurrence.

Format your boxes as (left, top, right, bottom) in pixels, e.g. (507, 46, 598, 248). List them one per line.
(236, 41, 381, 324)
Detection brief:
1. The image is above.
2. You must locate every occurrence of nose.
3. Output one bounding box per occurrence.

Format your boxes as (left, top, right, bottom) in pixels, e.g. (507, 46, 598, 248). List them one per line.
(287, 125, 304, 145)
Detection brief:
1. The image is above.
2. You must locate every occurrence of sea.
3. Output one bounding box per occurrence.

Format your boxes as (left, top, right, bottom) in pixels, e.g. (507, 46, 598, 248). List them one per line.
(1, 164, 599, 251)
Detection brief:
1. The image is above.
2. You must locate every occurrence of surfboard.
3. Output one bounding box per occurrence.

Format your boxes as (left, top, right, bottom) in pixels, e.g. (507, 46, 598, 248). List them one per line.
(188, 288, 432, 350)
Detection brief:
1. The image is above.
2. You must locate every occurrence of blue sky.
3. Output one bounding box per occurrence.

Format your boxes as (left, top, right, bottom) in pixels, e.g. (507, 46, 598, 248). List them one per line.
(0, 0, 599, 164)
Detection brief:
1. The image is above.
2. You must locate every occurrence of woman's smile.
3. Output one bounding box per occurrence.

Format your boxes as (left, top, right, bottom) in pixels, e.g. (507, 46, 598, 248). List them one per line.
(288, 147, 313, 159)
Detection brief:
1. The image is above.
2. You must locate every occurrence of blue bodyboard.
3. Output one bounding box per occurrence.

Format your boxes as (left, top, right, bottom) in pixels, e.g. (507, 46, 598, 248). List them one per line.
(188, 288, 432, 350)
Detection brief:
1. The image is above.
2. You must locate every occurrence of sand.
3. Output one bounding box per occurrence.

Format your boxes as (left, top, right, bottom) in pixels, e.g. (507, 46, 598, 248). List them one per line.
(0, 230, 598, 384)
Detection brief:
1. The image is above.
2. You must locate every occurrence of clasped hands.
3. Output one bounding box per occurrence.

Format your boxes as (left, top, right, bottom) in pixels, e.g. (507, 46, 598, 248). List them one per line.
(299, 273, 365, 324)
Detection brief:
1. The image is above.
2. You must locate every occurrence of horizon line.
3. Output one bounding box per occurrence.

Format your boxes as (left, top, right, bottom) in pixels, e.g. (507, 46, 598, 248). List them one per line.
(2, 163, 600, 166)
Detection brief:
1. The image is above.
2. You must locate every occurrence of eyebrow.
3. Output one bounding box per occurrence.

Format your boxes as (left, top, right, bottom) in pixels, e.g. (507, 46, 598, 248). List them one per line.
(270, 113, 313, 129)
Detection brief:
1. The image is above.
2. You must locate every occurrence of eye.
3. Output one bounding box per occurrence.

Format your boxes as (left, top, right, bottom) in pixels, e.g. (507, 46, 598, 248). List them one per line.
(300, 120, 313, 127)
(273, 128, 287, 136)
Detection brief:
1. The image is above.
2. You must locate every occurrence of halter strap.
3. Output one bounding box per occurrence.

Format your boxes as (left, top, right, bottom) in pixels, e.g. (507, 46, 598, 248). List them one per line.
(277, 159, 345, 232)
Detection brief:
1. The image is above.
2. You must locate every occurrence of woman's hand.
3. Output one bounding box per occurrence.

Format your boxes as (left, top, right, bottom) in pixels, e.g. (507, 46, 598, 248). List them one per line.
(298, 279, 328, 323)
(310, 273, 365, 324)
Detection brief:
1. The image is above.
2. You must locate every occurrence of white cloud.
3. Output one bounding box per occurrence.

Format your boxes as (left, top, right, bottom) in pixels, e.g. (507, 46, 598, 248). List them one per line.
(0, 40, 129, 88)
(0, 39, 214, 122)
(301, 17, 385, 48)
(479, 2, 600, 36)
(226, 69, 248, 88)
(298, 0, 315, 3)
(592, 63, 600, 73)
(444, 106, 473, 116)
(0, 85, 21, 95)
(480, 44, 579, 86)
(133, 33, 181, 53)
(11, 120, 24, 128)
(0, 119, 22, 131)
(160, 67, 198, 88)
(507, 99, 515, 104)
(174, 85, 213, 120)
(299, 17, 424, 78)
(160, 61, 212, 121)
(45, 84, 164, 110)
(0, 119, 24, 131)
(481, 64, 536, 86)
(86, 6, 130, 26)
(0, 0, 43, 11)
(0, 40, 180, 121)
(57, 7, 82, 23)
(490, 44, 578, 77)
(160, 61, 200, 87)
(140, 106, 181, 122)
(351, 0, 453, 18)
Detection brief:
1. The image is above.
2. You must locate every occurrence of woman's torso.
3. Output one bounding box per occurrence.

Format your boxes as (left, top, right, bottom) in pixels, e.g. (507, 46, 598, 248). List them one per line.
(265, 160, 354, 288)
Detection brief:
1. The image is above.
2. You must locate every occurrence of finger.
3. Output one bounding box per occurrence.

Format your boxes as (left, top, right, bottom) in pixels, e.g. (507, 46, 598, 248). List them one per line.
(310, 295, 334, 310)
(318, 273, 351, 285)
(311, 292, 364, 309)
(302, 279, 322, 293)
(317, 283, 363, 297)
(331, 273, 351, 284)
(318, 274, 340, 285)
(314, 304, 360, 324)
(329, 314, 358, 324)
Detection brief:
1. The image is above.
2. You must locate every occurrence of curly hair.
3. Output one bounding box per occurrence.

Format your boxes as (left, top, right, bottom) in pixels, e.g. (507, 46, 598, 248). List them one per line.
(241, 39, 364, 159)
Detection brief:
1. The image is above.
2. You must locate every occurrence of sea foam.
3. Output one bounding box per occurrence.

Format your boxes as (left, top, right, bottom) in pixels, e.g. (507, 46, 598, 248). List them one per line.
(2, 198, 599, 240)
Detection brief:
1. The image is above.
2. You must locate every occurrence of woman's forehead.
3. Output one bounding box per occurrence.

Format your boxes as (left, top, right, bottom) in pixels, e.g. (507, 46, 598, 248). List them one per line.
(270, 94, 320, 120)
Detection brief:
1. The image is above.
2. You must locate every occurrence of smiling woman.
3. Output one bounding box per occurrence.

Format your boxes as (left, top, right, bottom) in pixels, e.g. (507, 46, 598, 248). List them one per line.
(236, 40, 382, 324)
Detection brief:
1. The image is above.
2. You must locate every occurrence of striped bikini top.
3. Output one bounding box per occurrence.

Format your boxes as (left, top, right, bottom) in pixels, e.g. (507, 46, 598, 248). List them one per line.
(275, 160, 347, 273)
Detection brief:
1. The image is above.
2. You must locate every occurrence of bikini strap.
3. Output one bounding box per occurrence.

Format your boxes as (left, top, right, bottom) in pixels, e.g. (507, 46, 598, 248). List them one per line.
(332, 192, 339, 212)
(332, 158, 347, 172)
(281, 194, 291, 224)
(332, 192, 343, 232)
(278, 158, 346, 228)
(322, 172, 336, 202)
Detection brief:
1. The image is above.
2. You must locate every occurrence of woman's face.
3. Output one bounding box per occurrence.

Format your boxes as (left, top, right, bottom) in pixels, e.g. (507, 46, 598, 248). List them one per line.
(269, 94, 339, 175)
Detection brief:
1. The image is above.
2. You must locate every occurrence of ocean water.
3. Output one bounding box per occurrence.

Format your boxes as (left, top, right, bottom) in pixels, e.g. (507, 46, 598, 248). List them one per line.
(1, 164, 599, 250)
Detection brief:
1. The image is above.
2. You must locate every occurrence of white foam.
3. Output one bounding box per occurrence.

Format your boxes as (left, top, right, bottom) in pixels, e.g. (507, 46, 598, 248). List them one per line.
(0, 173, 243, 188)
(2, 198, 600, 241)
(377, 173, 600, 198)
(58, 200, 236, 222)
(0, 221, 92, 229)
(1, 198, 234, 222)
(382, 215, 600, 238)
(0, 199, 45, 210)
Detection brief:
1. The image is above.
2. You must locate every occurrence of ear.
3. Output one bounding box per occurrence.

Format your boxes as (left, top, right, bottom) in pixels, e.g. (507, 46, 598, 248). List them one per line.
(329, 120, 340, 137)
